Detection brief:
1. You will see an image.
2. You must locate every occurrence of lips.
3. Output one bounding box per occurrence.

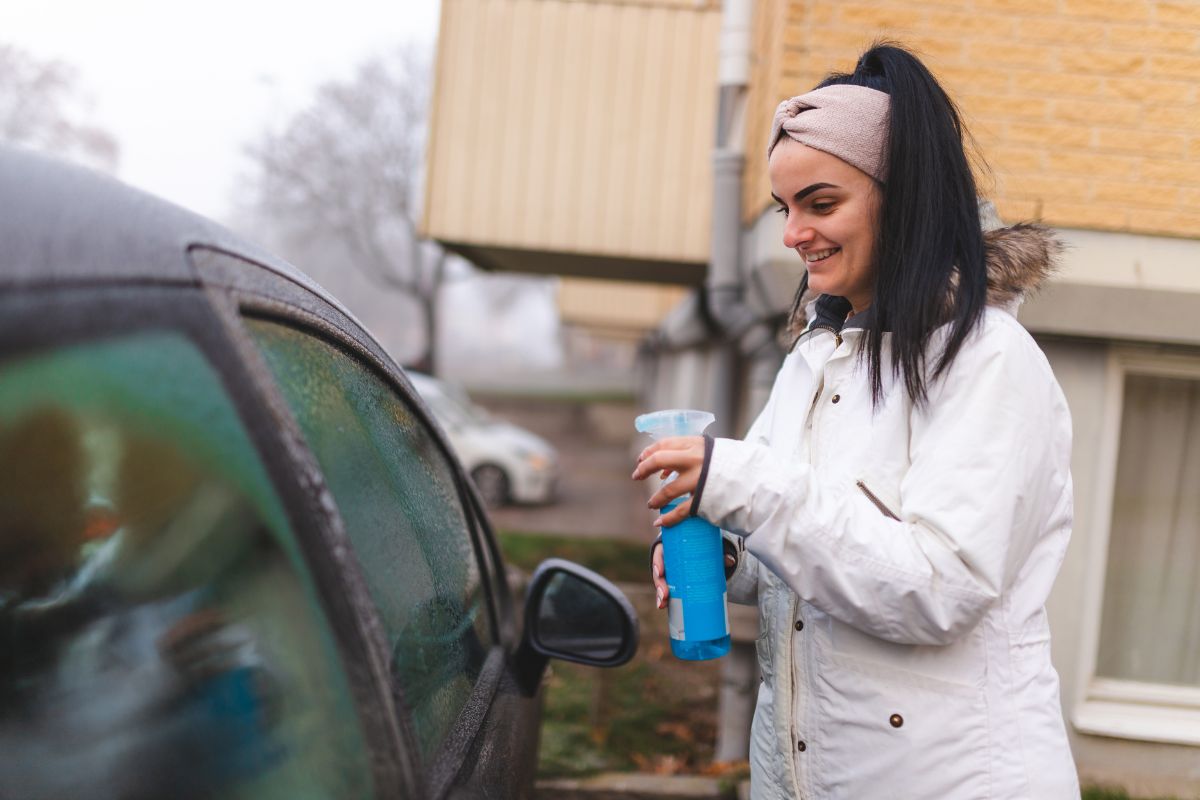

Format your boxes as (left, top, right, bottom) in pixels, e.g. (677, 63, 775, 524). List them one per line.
(804, 247, 840, 264)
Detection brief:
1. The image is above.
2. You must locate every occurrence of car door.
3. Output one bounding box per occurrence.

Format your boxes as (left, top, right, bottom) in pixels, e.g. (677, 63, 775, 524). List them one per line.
(209, 267, 540, 797)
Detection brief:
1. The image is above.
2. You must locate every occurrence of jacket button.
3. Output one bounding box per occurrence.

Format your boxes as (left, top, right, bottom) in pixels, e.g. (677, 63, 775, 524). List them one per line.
(889, 714, 904, 728)
(794, 619, 804, 631)
(796, 740, 807, 752)
(831, 394, 841, 404)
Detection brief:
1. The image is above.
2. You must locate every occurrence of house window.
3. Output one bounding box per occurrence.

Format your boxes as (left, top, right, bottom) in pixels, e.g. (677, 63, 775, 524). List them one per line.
(1074, 351, 1200, 746)
(1096, 372, 1200, 686)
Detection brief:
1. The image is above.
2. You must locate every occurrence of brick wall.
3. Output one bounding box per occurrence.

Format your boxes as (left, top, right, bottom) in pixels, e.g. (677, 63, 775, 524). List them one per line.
(745, 0, 1200, 239)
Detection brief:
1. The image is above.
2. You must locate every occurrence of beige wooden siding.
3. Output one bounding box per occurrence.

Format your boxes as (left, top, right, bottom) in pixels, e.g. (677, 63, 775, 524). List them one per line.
(424, 0, 721, 267)
(558, 276, 688, 331)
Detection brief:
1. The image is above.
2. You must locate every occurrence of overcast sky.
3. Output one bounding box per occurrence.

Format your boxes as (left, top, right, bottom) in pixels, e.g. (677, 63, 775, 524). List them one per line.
(3, 0, 441, 223)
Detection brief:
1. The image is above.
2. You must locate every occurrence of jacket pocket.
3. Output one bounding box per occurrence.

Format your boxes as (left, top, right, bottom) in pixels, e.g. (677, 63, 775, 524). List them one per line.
(856, 478, 900, 521)
(812, 650, 990, 800)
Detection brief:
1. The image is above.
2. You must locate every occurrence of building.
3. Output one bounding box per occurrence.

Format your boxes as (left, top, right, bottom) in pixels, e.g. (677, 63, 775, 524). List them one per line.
(422, 0, 1200, 793)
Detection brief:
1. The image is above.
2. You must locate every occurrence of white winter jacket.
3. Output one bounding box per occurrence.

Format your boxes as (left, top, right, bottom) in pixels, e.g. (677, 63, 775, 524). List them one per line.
(697, 225, 1079, 799)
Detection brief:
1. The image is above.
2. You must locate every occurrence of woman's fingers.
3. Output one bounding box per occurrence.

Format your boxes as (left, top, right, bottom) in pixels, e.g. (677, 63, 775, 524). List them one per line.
(636, 436, 699, 464)
(651, 544, 669, 609)
(631, 436, 705, 481)
(647, 474, 697, 511)
(653, 496, 692, 528)
(632, 450, 687, 481)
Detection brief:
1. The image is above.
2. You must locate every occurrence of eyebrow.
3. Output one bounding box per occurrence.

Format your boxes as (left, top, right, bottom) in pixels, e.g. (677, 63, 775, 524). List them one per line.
(770, 183, 841, 204)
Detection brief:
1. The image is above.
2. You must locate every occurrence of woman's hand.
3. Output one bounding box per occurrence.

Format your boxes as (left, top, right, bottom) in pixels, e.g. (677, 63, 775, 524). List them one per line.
(649, 540, 738, 611)
(631, 435, 706, 528)
(650, 544, 669, 609)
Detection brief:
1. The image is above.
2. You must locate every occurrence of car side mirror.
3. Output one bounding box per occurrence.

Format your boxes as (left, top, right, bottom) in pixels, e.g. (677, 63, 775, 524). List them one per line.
(514, 558, 638, 695)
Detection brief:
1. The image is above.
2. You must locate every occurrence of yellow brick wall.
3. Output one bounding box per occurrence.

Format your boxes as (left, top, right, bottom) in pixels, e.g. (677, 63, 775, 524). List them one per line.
(744, 0, 1200, 239)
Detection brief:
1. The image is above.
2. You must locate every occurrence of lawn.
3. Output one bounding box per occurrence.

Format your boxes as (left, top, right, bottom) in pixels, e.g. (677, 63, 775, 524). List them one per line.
(497, 529, 650, 584)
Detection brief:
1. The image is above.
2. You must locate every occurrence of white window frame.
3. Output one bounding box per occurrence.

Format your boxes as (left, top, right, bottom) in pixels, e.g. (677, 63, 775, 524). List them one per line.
(1072, 347, 1200, 746)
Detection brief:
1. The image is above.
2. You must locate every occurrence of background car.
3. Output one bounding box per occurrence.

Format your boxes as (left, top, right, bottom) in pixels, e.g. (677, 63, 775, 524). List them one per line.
(0, 147, 637, 800)
(407, 372, 558, 508)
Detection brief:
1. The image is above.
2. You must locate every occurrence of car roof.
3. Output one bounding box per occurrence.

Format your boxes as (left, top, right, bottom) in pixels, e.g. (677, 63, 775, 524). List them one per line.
(0, 145, 352, 321)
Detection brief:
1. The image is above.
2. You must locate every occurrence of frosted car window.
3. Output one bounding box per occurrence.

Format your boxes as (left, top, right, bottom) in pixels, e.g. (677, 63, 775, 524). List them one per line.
(0, 331, 373, 800)
(247, 319, 491, 760)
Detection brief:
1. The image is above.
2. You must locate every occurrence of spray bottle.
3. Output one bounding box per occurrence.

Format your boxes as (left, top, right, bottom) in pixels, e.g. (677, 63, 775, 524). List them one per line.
(635, 409, 730, 661)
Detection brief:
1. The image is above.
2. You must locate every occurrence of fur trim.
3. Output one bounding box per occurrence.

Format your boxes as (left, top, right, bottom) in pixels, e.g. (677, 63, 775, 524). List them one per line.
(786, 222, 1063, 336)
(981, 222, 1062, 306)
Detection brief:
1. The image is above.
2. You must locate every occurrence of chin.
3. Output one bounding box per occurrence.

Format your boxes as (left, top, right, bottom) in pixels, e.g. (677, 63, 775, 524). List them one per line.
(806, 277, 841, 298)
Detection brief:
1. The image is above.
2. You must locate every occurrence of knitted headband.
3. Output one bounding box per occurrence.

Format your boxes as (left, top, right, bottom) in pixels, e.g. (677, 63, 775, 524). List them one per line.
(767, 84, 891, 182)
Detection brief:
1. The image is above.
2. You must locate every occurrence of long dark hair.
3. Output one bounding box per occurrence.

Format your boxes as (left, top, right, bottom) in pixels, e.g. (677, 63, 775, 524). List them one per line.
(793, 43, 988, 407)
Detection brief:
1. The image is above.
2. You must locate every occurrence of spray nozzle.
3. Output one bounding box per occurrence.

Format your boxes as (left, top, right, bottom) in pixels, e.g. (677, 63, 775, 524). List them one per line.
(635, 409, 716, 440)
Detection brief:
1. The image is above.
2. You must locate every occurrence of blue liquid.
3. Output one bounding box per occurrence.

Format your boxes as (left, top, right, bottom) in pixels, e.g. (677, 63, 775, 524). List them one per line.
(670, 635, 731, 661)
(661, 498, 729, 661)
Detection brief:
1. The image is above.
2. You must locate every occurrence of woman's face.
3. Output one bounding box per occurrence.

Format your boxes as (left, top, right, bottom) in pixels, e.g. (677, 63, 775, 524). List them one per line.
(768, 138, 881, 313)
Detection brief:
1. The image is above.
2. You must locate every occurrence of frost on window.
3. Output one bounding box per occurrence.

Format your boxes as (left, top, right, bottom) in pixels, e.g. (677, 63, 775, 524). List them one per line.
(248, 319, 490, 760)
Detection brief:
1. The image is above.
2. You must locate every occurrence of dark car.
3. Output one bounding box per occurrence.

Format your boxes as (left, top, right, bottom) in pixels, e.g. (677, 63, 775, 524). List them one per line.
(0, 147, 637, 799)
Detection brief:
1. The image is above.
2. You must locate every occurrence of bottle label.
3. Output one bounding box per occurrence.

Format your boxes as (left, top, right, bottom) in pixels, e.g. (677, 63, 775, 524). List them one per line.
(668, 597, 685, 641)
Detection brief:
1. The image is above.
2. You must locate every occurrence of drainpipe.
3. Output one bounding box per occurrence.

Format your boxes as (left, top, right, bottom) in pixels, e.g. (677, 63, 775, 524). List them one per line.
(708, 0, 781, 399)
(708, 0, 777, 764)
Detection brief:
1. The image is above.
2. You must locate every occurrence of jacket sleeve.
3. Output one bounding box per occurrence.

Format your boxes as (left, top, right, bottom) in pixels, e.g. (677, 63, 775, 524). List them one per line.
(696, 318, 1072, 645)
(718, 374, 783, 608)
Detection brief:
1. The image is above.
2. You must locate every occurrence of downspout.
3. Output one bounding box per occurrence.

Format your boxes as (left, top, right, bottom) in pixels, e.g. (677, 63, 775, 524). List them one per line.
(709, 0, 776, 764)
(708, 0, 781, 429)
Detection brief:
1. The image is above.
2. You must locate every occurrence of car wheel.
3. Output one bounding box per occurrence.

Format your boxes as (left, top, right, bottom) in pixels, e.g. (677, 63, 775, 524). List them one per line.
(471, 464, 510, 508)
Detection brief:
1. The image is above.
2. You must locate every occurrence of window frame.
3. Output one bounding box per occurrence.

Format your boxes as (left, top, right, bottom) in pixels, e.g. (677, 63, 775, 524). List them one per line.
(0, 283, 414, 794)
(1073, 346, 1200, 746)
(213, 278, 517, 794)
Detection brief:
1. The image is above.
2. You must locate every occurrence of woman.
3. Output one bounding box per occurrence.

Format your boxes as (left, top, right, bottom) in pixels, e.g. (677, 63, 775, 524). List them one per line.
(633, 44, 1079, 798)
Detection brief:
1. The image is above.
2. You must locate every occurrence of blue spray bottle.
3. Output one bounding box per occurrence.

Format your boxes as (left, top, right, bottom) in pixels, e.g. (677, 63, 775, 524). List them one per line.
(635, 409, 731, 661)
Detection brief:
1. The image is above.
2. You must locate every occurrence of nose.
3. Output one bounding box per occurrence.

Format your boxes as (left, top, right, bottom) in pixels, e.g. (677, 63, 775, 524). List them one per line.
(783, 216, 815, 250)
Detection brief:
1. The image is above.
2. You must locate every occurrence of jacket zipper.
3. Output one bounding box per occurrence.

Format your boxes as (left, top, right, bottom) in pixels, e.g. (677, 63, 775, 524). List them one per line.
(809, 323, 843, 347)
(856, 480, 900, 521)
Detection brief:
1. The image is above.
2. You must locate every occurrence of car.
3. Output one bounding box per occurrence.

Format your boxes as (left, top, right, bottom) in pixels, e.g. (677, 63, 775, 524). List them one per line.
(0, 146, 638, 800)
(406, 373, 558, 508)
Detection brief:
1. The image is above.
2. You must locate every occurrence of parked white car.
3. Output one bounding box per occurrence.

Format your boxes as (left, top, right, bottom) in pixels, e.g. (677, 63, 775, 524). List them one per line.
(407, 373, 558, 507)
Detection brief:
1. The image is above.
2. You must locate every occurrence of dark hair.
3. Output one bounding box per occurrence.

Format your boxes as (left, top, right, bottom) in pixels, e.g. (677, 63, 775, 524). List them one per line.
(793, 43, 988, 407)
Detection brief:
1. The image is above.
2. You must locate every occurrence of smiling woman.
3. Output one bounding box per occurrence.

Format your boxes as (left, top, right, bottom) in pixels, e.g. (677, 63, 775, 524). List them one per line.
(635, 42, 1078, 800)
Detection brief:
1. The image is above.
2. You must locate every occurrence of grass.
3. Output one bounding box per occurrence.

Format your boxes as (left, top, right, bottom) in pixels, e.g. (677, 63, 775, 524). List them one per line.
(535, 622, 743, 781)
(497, 530, 650, 584)
(1082, 789, 1182, 800)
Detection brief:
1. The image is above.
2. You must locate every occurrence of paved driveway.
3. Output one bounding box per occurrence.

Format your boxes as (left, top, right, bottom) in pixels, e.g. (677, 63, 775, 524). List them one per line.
(478, 396, 651, 542)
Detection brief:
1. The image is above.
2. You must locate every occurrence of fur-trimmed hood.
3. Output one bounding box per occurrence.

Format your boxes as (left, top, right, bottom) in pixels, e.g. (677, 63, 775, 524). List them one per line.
(788, 222, 1063, 336)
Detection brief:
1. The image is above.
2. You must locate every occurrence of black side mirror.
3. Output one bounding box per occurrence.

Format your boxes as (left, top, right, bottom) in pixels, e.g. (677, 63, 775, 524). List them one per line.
(514, 558, 638, 694)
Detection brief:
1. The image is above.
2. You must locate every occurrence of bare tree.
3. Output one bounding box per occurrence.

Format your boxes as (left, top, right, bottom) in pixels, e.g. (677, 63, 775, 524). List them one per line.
(244, 45, 446, 372)
(0, 44, 119, 172)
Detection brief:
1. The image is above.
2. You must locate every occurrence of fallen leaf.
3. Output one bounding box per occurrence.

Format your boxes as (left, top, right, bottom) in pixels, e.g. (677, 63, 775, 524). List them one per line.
(654, 721, 695, 743)
(699, 759, 750, 777)
(652, 754, 686, 775)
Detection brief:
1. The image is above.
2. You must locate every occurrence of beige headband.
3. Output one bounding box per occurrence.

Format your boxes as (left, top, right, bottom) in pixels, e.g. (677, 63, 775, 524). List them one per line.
(767, 84, 891, 182)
